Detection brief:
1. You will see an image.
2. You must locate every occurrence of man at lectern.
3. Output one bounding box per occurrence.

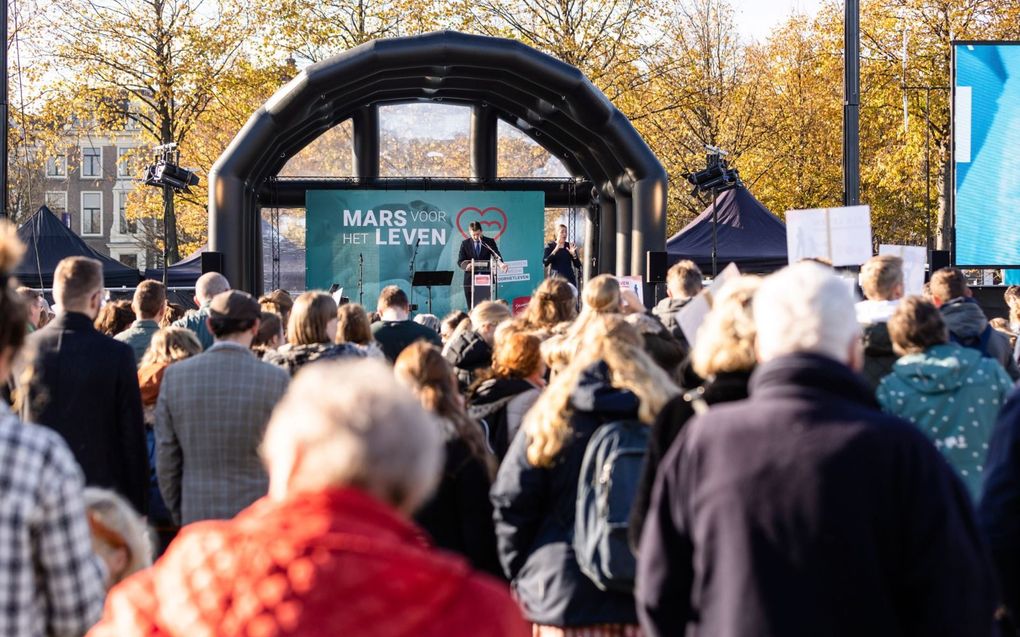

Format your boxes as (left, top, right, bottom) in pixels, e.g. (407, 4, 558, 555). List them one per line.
(457, 221, 508, 306)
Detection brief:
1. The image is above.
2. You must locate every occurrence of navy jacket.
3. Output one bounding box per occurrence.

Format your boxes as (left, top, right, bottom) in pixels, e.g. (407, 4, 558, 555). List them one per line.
(628, 370, 751, 550)
(22, 312, 149, 513)
(979, 385, 1020, 620)
(637, 353, 996, 637)
(457, 236, 502, 284)
(491, 362, 639, 626)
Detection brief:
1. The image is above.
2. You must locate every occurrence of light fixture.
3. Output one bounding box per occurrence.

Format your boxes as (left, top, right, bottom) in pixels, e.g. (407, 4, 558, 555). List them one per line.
(144, 143, 199, 193)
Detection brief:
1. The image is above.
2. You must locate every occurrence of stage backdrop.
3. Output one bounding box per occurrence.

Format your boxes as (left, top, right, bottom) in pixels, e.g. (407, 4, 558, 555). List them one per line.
(306, 190, 546, 316)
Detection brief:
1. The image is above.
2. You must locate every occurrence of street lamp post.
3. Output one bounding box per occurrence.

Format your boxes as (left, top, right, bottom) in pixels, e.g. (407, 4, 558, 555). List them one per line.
(844, 0, 861, 207)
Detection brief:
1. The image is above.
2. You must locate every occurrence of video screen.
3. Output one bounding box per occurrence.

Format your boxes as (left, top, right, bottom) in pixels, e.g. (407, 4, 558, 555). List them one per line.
(954, 43, 1020, 267)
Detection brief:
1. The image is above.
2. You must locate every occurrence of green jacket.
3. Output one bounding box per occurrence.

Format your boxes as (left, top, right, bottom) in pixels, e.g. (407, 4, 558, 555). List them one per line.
(877, 342, 1013, 500)
(115, 319, 161, 366)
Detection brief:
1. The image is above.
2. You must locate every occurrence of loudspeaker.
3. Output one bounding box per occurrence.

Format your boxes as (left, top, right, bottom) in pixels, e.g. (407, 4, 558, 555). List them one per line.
(930, 250, 951, 274)
(201, 251, 224, 274)
(646, 251, 668, 283)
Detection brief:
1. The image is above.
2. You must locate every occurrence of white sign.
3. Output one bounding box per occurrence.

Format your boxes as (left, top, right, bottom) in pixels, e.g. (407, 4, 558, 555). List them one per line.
(879, 245, 926, 296)
(786, 205, 873, 267)
(496, 260, 531, 284)
(676, 262, 741, 347)
(618, 275, 644, 307)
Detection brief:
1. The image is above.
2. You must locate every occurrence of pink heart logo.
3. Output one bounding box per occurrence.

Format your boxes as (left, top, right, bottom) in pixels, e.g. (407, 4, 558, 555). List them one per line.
(456, 206, 508, 240)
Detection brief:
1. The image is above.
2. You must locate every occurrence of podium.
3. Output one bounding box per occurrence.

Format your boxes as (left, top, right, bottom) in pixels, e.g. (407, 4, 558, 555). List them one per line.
(412, 270, 454, 314)
(460, 258, 498, 308)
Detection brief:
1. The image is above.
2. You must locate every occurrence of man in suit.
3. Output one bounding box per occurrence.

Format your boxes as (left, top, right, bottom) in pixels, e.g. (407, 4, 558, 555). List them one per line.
(21, 256, 148, 513)
(457, 221, 507, 307)
(155, 290, 289, 525)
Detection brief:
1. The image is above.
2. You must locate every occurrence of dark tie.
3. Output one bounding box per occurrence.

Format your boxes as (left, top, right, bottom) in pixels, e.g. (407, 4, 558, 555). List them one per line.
(475, 241, 480, 257)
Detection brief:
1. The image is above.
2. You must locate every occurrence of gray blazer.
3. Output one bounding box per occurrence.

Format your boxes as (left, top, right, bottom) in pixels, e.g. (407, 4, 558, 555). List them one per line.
(155, 341, 289, 525)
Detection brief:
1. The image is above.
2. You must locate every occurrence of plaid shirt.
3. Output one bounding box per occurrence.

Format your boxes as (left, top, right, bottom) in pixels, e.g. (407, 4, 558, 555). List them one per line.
(0, 402, 107, 636)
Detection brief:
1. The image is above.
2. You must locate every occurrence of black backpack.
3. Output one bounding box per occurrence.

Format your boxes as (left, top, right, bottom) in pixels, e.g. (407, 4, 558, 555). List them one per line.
(574, 419, 648, 592)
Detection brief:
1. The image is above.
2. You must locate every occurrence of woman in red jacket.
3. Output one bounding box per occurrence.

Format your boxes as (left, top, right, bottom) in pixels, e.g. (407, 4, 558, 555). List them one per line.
(89, 359, 529, 637)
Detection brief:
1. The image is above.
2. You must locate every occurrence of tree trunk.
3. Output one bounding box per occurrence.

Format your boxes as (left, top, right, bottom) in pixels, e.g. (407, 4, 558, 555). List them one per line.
(935, 136, 951, 252)
(163, 184, 179, 264)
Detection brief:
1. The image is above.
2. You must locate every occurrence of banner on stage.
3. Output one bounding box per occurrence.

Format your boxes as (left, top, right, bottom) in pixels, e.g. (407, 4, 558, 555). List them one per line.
(786, 205, 872, 267)
(306, 190, 545, 316)
(496, 260, 531, 283)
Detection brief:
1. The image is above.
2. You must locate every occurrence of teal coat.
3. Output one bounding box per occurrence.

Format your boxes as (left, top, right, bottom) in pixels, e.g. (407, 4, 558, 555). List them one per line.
(172, 304, 213, 351)
(877, 343, 1013, 500)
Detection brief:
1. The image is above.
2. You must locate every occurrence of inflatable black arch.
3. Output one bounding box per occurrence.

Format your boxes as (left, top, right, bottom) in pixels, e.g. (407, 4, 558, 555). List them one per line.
(209, 30, 667, 293)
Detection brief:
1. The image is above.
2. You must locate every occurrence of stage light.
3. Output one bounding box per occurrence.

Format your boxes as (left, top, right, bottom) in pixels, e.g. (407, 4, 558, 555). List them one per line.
(143, 143, 200, 193)
(685, 148, 740, 196)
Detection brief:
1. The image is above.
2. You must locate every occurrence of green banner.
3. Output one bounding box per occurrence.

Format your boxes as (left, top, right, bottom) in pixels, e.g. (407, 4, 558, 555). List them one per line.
(306, 190, 546, 317)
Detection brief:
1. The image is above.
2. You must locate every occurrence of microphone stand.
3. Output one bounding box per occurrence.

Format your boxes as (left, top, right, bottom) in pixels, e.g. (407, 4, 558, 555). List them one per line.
(409, 238, 421, 311)
(480, 240, 503, 301)
(358, 253, 364, 305)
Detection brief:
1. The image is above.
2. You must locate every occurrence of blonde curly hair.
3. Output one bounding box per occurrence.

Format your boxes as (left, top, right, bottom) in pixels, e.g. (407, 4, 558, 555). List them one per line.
(691, 275, 761, 379)
(524, 314, 679, 467)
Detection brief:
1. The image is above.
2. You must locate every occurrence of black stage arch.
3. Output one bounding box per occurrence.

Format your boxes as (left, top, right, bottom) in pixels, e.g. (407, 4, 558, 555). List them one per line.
(209, 30, 667, 294)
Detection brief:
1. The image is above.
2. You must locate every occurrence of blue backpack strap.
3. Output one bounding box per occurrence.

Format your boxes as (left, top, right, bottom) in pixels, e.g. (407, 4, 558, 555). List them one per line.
(978, 324, 993, 357)
(950, 325, 993, 358)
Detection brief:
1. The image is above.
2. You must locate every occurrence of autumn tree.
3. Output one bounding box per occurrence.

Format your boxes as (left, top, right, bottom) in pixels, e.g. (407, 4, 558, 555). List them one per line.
(271, 0, 450, 64)
(36, 0, 262, 262)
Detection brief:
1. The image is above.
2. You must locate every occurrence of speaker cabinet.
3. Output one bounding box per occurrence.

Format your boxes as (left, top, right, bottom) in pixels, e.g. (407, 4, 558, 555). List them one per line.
(201, 251, 224, 275)
(930, 250, 950, 275)
(646, 251, 668, 283)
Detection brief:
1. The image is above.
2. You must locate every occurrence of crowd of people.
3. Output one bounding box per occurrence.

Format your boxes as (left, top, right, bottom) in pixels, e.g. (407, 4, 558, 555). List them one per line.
(5, 216, 1020, 635)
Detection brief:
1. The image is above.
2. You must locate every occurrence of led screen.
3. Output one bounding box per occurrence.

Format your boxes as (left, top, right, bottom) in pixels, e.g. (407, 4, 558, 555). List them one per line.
(954, 43, 1020, 267)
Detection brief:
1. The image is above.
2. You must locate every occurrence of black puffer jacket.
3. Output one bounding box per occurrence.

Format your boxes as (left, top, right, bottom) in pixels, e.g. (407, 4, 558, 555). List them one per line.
(444, 330, 493, 391)
(468, 377, 538, 460)
(415, 419, 502, 579)
(860, 321, 897, 391)
(651, 296, 693, 344)
(262, 342, 365, 376)
(491, 361, 640, 627)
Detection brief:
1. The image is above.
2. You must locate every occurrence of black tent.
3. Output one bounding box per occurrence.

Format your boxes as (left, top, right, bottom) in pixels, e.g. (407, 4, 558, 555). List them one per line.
(144, 248, 203, 287)
(16, 206, 141, 288)
(666, 186, 788, 273)
(145, 220, 305, 291)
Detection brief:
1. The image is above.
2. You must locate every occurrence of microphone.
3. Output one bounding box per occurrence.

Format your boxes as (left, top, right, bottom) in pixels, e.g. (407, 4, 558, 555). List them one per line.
(479, 239, 502, 262)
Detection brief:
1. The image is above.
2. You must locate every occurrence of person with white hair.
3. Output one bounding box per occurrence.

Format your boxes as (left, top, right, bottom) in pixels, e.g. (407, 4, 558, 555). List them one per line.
(90, 359, 529, 637)
(171, 271, 230, 350)
(83, 487, 153, 588)
(635, 262, 996, 637)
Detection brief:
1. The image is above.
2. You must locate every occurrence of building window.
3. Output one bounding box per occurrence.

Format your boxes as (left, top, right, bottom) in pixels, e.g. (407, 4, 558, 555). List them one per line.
(116, 147, 134, 178)
(125, 109, 140, 131)
(45, 156, 66, 178)
(119, 254, 138, 269)
(81, 192, 103, 236)
(81, 147, 102, 179)
(45, 191, 67, 215)
(114, 191, 136, 234)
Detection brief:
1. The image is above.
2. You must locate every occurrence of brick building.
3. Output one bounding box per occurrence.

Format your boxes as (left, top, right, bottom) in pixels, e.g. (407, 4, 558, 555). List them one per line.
(40, 129, 149, 270)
